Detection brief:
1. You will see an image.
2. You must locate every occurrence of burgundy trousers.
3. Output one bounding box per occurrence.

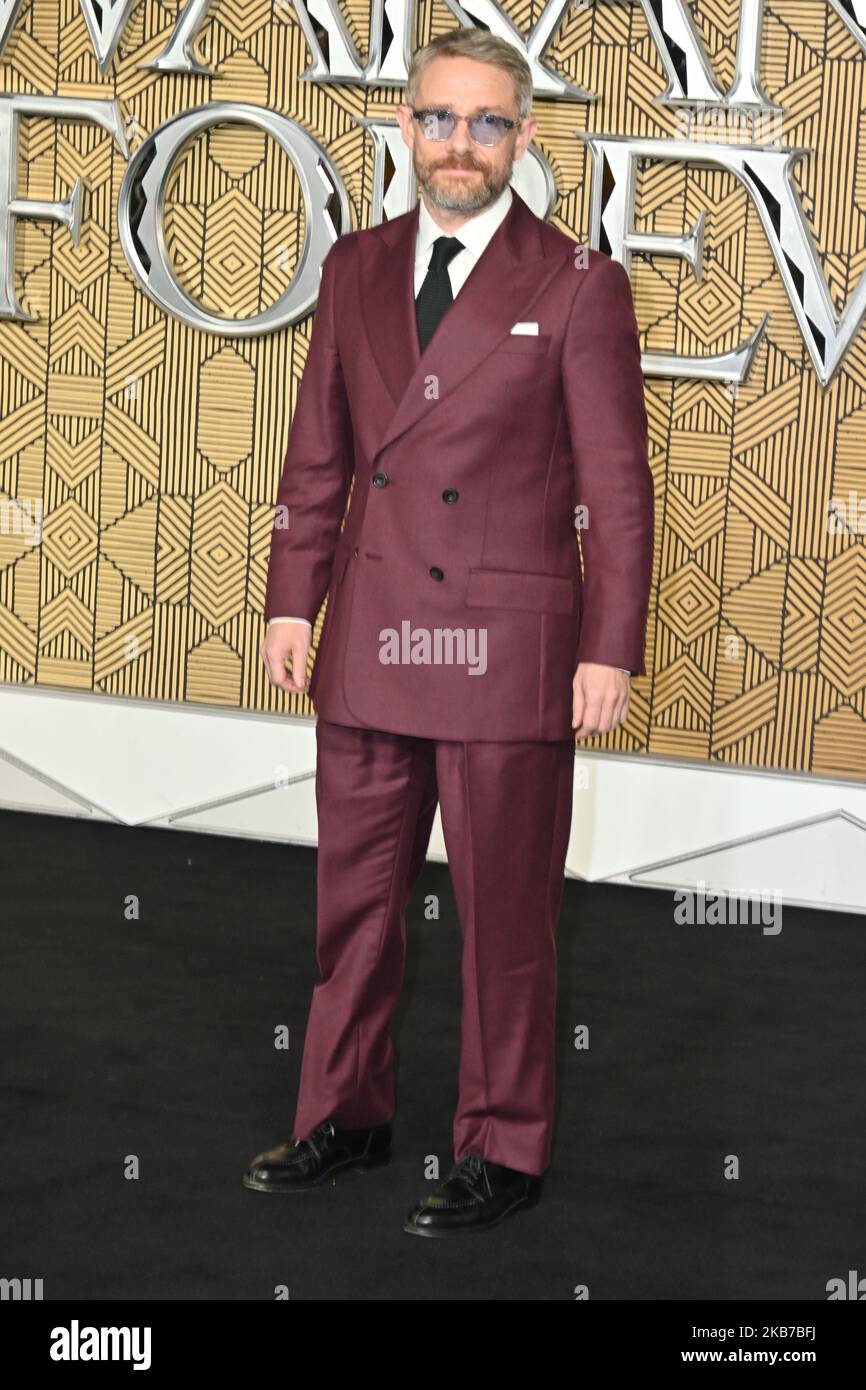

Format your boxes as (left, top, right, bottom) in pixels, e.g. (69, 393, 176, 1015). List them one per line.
(292, 717, 575, 1176)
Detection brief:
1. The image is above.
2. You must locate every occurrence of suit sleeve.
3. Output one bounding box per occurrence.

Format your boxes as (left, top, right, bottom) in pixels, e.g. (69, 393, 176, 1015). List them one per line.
(264, 240, 354, 624)
(561, 254, 654, 676)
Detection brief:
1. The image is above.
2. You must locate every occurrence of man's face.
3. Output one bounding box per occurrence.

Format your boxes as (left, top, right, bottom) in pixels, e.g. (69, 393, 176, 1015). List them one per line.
(397, 55, 537, 215)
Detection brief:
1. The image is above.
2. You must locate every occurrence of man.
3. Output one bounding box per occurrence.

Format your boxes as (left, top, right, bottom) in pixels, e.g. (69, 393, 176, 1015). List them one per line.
(244, 27, 654, 1237)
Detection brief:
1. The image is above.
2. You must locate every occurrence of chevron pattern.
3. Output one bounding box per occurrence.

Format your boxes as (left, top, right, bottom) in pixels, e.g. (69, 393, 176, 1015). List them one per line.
(0, 1, 864, 775)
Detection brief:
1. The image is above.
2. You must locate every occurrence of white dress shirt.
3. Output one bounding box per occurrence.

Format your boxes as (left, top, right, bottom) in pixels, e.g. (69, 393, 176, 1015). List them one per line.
(268, 187, 628, 674)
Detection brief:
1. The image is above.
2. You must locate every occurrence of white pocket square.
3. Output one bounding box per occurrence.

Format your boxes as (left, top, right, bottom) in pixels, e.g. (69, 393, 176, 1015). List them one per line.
(510, 321, 539, 335)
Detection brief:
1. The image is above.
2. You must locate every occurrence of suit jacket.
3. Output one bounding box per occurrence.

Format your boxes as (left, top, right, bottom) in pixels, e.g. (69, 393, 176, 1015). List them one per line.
(264, 189, 654, 742)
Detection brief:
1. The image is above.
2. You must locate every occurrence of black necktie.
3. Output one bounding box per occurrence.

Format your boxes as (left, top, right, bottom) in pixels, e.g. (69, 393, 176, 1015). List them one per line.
(415, 235, 464, 353)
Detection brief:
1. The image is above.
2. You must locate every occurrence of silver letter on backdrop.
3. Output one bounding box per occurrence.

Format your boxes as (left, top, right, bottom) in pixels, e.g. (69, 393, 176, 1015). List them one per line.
(583, 134, 866, 388)
(292, 0, 592, 98)
(66, 0, 212, 76)
(0, 0, 862, 379)
(0, 1, 28, 57)
(0, 95, 128, 321)
(140, 0, 214, 76)
(636, 0, 865, 105)
(117, 103, 351, 336)
(0, 1, 215, 76)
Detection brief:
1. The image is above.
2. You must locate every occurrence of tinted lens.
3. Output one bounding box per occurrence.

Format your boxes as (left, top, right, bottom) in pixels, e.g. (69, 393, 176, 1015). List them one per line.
(468, 114, 509, 146)
(419, 110, 454, 140)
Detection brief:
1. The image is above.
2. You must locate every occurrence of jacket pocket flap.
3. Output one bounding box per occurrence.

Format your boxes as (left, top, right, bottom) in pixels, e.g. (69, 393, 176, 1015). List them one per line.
(465, 567, 575, 614)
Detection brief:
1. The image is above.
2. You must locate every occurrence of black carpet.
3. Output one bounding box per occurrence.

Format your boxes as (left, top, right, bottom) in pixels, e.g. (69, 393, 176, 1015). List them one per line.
(1, 806, 863, 1301)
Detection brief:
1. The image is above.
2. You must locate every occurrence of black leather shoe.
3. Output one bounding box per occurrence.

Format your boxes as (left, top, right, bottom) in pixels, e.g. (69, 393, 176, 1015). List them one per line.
(402, 1152, 542, 1236)
(243, 1118, 392, 1192)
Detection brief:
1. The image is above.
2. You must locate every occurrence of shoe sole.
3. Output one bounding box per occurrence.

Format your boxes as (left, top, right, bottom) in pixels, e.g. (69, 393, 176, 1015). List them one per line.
(242, 1150, 391, 1193)
(402, 1187, 541, 1236)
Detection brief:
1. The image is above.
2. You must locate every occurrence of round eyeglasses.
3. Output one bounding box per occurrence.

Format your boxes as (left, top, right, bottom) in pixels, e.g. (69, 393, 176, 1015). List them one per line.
(411, 108, 517, 148)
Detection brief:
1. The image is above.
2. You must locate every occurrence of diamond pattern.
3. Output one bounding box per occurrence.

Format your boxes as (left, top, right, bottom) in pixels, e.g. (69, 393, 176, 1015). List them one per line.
(0, 0, 863, 777)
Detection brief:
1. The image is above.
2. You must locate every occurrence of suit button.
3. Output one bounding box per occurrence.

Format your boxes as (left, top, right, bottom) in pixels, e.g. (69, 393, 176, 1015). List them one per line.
(442, 489, 459, 503)
(372, 472, 389, 487)
(429, 567, 444, 581)
(352, 546, 359, 557)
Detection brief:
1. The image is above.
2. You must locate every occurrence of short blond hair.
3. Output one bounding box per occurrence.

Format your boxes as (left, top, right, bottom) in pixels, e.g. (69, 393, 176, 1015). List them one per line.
(407, 28, 533, 120)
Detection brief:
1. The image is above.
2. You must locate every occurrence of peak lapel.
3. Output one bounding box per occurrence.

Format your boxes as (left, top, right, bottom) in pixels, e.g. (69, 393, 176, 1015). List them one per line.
(358, 200, 421, 420)
(359, 191, 563, 466)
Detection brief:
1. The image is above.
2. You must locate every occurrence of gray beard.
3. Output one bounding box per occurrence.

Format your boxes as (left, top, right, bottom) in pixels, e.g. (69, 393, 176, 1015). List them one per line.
(418, 161, 513, 214)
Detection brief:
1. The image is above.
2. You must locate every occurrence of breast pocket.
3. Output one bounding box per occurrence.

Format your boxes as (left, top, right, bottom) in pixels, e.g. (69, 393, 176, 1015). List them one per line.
(495, 333, 552, 356)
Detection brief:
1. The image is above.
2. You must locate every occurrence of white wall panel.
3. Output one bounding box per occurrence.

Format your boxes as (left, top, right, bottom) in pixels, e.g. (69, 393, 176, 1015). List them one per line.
(1, 687, 864, 914)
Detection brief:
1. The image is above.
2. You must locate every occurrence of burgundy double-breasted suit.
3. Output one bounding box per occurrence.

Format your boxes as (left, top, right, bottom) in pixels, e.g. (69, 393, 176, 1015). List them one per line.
(264, 188, 654, 1174)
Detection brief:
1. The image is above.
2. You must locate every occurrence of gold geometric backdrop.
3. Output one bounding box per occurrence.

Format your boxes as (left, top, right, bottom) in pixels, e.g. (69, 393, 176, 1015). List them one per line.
(0, 1, 864, 779)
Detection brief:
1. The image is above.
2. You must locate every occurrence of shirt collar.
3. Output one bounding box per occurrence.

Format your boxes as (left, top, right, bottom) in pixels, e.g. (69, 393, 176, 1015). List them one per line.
(416, 184, 513, 266)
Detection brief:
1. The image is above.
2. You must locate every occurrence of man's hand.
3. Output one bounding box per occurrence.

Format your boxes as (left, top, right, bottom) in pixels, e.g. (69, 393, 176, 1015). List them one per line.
(260, 621, 311, 695)
(572, 662, 630, 738)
